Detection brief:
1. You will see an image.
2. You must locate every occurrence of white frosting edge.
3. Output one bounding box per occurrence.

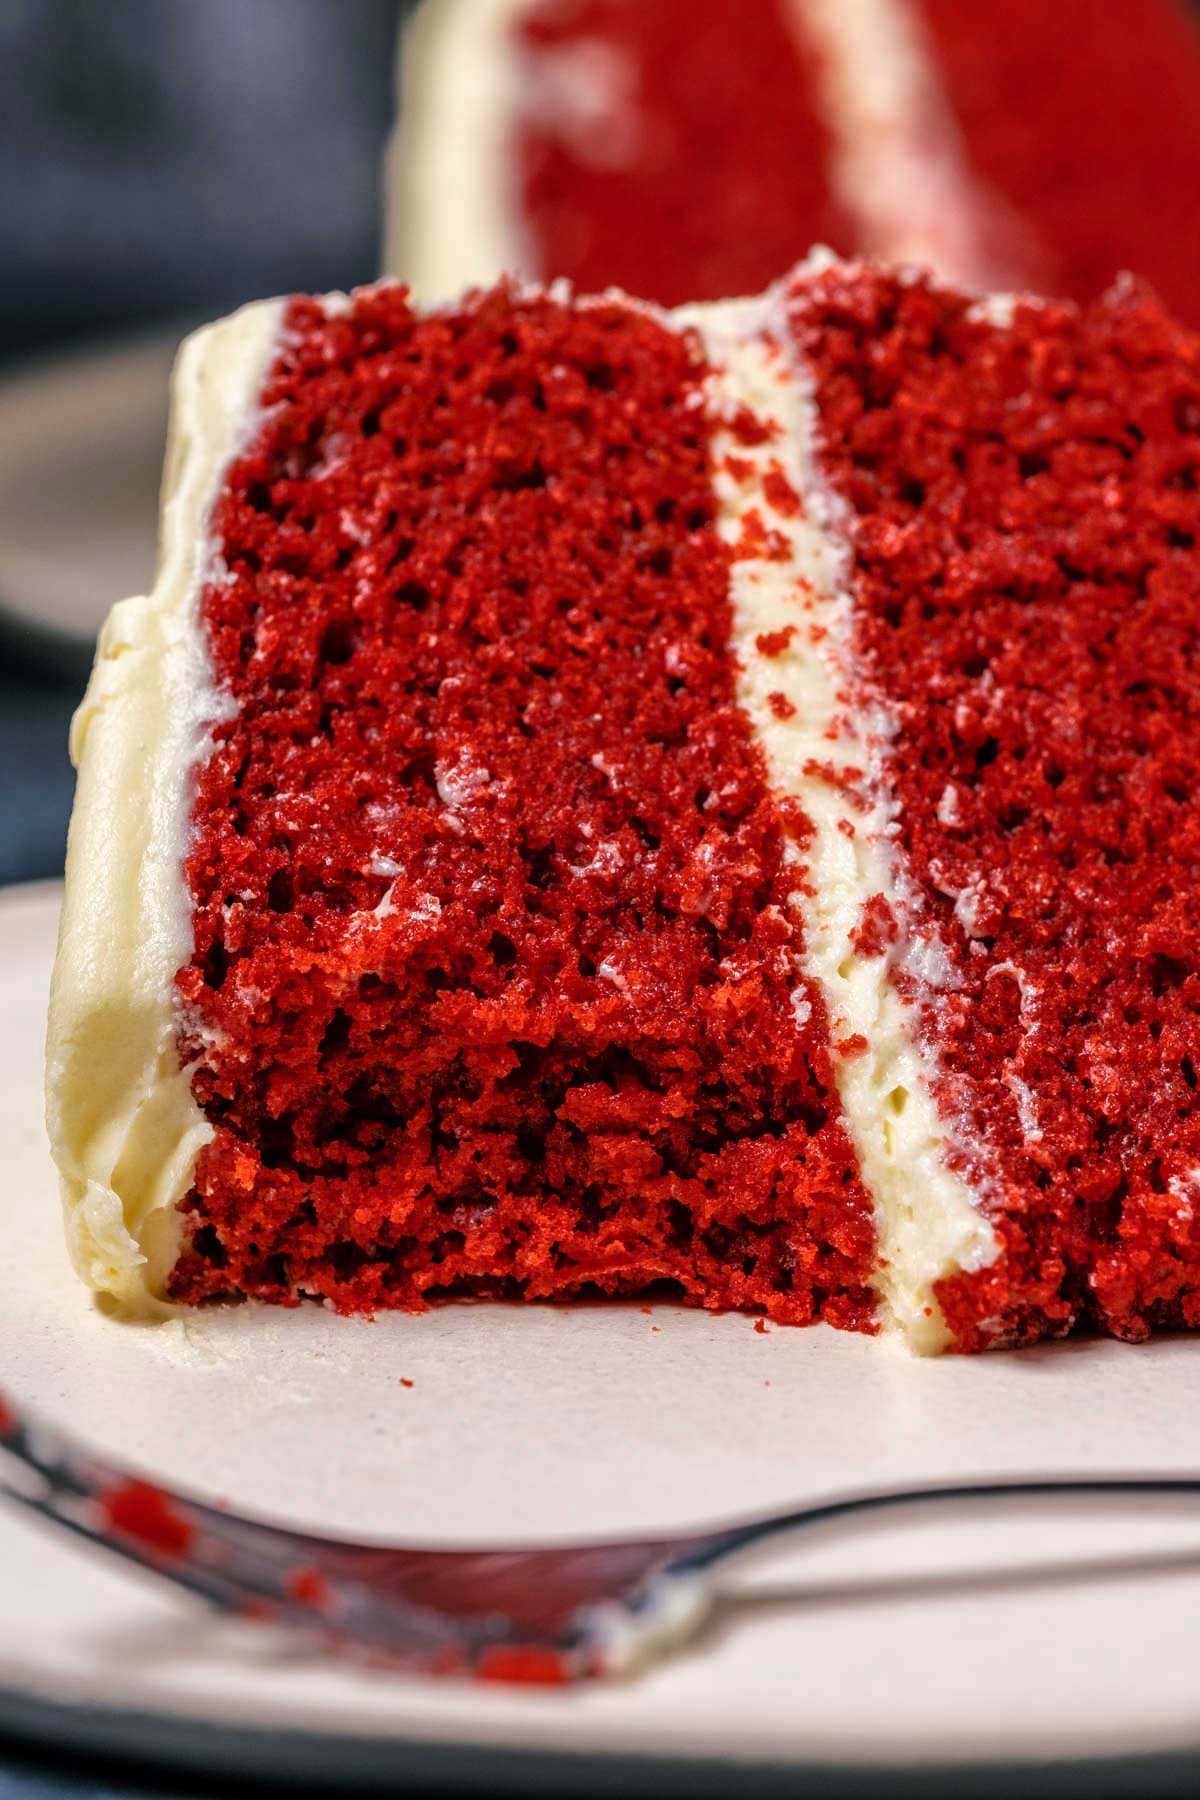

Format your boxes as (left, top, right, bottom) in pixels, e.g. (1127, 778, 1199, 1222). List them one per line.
(45, 297, 285, 1315)
(683, 271, 998, 1350)
(382, 0, 532, 300)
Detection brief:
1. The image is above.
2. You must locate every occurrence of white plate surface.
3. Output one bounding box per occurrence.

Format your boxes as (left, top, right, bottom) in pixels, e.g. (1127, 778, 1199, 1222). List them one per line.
(4, 880, 1200, 1781)
(0, 333, 180, 644)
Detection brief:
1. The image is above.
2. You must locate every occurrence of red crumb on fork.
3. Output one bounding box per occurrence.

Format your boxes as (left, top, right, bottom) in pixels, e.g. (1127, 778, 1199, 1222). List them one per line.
(286, 1567, 333, 1611)
(100, 1480, 195, 1559)
(475, 1644, 574, 1686)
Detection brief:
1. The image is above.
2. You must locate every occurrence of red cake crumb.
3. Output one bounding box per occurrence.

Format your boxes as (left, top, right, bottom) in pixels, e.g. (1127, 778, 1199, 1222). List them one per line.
(851, 896, 899, 961)
(726, 407, 779, 450)
(475, 1645, 573, 1686)
(756, 626, 796, 659)
(790, 264, 1200, 1347)
(171, 282, 876, 1332)
(734, 511, 790, 562)
(286, 1567, 333, 1611)
(762, 465, 801, 517)
(101, 1481, 195, 1559)
(513, 0, 853, 307)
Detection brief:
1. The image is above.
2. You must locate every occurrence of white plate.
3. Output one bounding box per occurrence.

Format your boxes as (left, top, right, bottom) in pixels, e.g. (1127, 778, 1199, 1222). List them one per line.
(5, 879, 1200, 1793)
(0, 332, 182, 648)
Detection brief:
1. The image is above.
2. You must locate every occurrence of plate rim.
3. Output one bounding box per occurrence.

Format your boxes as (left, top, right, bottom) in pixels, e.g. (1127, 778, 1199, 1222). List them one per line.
(2, 1685, 1200, 1800)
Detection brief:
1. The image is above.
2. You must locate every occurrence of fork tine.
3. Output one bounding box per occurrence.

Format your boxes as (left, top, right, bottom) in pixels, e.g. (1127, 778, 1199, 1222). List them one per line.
(0, 1387, 622, 1680)
(0, 1476, 263, 1617)
(0, 1439, 553, 1673)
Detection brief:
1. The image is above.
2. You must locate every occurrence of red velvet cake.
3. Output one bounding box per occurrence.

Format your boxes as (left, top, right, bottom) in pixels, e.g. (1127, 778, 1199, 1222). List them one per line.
(388, 0, 1200, 322)
(48, 254, 1200, 1353)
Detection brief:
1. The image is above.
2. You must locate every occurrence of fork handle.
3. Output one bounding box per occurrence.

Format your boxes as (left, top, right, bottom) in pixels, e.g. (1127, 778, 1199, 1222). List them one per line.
(668, 1474, 1200, 1577)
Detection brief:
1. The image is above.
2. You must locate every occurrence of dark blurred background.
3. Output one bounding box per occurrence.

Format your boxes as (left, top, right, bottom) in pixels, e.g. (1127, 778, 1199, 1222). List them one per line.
(0, 0, 409, 887)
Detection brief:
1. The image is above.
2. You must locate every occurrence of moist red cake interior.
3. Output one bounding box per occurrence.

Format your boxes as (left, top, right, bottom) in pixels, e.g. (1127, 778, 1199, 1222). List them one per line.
(513, 0, 854, 306)
(789, 265, 1200, 1346)
(920, 0, 1200, 328)
(171, 284, 876, 1326)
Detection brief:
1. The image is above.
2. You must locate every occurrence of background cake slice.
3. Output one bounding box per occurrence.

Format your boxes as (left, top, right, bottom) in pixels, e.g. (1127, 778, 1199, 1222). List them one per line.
(48, 256, 1200, 1352)
(386, 0, 1200, 322)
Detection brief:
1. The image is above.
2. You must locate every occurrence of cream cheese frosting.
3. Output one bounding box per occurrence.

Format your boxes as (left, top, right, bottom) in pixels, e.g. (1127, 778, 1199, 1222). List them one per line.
(687, 276, 998, 1350)
(45, 298, 284, 1314)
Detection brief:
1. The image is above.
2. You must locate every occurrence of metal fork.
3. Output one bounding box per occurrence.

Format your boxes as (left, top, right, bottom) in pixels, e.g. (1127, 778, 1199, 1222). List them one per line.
(3, 1386, 1198, 1686)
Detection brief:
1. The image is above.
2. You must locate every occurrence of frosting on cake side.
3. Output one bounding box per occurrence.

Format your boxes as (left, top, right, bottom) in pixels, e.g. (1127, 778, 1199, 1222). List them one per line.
(46, 299, 284, 1312)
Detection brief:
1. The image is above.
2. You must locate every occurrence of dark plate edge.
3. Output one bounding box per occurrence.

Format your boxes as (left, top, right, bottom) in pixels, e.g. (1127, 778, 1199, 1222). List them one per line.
(1, 1685, 1199, 1800)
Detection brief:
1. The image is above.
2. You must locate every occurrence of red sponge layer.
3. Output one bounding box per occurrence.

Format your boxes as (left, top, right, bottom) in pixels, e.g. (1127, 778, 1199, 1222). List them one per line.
(171, 283, 876, 1327)
(790, 264, 1200, 1347)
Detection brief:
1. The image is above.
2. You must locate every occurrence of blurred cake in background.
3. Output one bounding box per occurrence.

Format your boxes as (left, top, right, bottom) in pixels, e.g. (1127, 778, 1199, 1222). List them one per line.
(386, 0, 1200, 318)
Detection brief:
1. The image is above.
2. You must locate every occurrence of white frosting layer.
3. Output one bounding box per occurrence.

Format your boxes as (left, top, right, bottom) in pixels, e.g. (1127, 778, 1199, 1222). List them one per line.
(686, 276, 997, 1350)
(383, 0, 531, 300)
(45, 298, 284, 1314)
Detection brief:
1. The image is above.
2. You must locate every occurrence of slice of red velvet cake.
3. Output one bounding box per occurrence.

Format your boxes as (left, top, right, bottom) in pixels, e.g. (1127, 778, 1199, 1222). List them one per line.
(47, 255, 1200, 1352)
(388, 0, 1200, 323)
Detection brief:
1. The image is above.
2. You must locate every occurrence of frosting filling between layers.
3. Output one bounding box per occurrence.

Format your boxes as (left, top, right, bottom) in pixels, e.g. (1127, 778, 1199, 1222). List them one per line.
(788, 0, 1040, 295)
(687, 281, 997, 1349)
